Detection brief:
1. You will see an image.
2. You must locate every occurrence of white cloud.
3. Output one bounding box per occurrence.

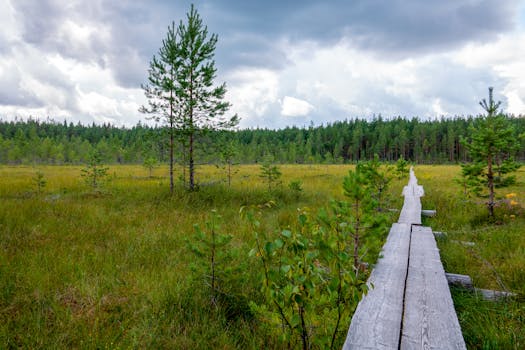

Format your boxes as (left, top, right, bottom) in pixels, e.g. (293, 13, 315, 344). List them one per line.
(1, 0, 524, 129)
(450, 31, 525, 115)
(280, 96, 314, 117)
(0, 0, 20, 44)
(224, 68, 280, 127)
(271, 36, 524, 122)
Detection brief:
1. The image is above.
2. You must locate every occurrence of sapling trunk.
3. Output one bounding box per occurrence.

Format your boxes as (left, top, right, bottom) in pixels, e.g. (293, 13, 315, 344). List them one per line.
(487, 154, 495, 218)
(211, 227, 217, 305)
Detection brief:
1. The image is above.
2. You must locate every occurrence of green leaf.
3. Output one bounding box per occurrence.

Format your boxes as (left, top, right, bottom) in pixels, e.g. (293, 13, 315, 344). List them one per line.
(298, 214, 307, 226)
(264, 242, 274, 255)
(290, 314, 301, 328)
(281, 230, 292, 238)
(280, 265, 291, 274)
(274, 238, 284, 249)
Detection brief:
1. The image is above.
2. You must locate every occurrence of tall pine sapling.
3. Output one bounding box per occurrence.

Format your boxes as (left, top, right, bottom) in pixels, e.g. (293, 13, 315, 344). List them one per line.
(342, 168, 378, 269)
(174, 5, 238, 190)
(461, 87, 521, 218)
(140, 5, 238, 192)
(140, 21, 182, 194)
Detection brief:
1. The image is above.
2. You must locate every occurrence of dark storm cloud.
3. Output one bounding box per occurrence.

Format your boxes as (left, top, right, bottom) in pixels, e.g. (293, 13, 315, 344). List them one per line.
(7, 0, 520, 92)
(14, 0, 65, 45)
(0, 0, 520, 126)
(138, 0, 520, 72)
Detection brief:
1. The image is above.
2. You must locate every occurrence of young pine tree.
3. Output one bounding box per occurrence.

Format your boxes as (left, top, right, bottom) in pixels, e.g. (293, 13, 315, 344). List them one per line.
(220, 140, 239, 187)
(140, 21, 182, 194)
(143, 157, 158, 178)
(140, 5, 238, 192)
(33, 170, 47, 195)
(187, 210, 233, 306)
(461, 87, 521, 218)
(81, 151, 109, 190)
(356, 154, 393, 211)
(259, 155, 282, 191)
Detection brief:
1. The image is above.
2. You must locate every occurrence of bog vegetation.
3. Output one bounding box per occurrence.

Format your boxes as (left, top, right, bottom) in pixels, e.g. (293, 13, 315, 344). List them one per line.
(0, 164, 524, 349)
(1, 4, 524, 349)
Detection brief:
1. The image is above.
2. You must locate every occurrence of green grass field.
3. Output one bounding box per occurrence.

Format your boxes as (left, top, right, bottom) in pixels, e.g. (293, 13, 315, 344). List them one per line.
(1, 164, 523, 349)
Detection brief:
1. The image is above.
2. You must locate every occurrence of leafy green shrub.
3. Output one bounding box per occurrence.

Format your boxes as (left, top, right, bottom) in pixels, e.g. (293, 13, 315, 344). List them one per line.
(245, 166, 389, 349)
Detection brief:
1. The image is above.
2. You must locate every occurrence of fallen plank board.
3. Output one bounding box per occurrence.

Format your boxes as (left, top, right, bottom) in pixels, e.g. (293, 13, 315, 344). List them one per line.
(421, 209, 436, 217)
(475, 288, 516, 301)
(401, 226, 466, 350)
(446, 273, 474, 290)
(343, 223, 411, 350)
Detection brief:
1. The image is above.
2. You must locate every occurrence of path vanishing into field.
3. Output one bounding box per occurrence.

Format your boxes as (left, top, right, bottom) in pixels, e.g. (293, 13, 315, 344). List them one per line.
(343, 168, 466, 350)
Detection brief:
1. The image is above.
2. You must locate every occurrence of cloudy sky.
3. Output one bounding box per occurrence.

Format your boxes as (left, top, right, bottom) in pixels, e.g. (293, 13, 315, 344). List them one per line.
(1, 0, 524, 129)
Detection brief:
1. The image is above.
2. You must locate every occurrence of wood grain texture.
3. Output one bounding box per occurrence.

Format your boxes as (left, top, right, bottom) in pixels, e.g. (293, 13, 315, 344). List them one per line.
(421, 210, 436, 217)
(344, 169, 466, 350)
(343, 223, 411, 350)
(398, 168, 424, 225)
(401, 226, 466, 350)
(446, 273, 474, 290)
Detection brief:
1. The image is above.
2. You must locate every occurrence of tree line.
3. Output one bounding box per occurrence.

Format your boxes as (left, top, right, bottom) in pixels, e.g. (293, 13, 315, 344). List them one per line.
(0, 114, 523, 166)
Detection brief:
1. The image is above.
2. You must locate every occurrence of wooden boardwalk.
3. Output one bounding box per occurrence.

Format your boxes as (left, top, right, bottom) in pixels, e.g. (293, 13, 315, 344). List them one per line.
(343, 168, 466, 350)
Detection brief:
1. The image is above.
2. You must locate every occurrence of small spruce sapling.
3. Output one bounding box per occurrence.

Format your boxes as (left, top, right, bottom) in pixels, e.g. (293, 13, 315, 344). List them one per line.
(259, 155, 282, 191)
(220, 141, 239, 187)
(395, 155, 410, 179)
(33, 170, 47, 195)
(188, 210, 233, 306)
(455, 162, 484, 197)
(288, 180, 303, 199)
(356, 154, 393, 211)
(81, 151, 109, 190)
(143, 157, 158, 178)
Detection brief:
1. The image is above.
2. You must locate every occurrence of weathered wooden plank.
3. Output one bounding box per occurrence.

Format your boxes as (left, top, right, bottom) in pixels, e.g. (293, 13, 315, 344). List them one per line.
(446, 273, 474, 290)
(343, 223, 411, 350)
(398, 168, 424, 225)
(475, 288, 516, 301)
(398, 192, 422, 225)
(401, 226, 466, 350)
(421, 210, 436, 217)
